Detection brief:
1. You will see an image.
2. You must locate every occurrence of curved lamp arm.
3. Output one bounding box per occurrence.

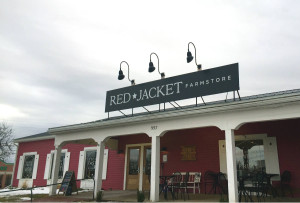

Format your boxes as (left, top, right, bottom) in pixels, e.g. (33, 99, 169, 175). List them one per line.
(120, 61, 135, 85)
(188, 42, 198, 66)
(188, 42, 202, 70)
(150, 53, 160, 74)
(149, 52, 165, 78)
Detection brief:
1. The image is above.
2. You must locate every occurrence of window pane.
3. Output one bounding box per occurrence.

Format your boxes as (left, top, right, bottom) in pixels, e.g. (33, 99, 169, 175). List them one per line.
(49, 153, 54, 179)
(84, 150, 96, 179)
(49, 153, 66, 179)
(129, 149, 140, 175)
(236, 140, 265, 176)
(5, 174, 12, 187)
(22, 155, 35, 179)
(145, 148, 151, 175)
(58, 153, 65, 178)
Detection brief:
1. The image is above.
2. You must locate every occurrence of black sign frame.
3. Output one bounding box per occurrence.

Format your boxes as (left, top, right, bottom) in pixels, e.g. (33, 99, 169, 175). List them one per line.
(59, 171, 78, 196)
(105, 63, 239, 112)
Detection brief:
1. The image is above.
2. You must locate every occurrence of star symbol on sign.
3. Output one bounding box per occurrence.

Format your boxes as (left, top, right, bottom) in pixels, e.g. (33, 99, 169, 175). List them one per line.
(132, 93, 137, 99)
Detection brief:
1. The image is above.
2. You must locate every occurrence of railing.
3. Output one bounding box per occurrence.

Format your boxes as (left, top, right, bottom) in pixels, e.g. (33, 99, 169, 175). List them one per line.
(0, 178, 95, 202)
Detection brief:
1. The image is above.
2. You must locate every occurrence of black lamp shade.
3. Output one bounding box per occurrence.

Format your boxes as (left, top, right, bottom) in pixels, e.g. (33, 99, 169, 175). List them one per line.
(118, 70, 125, 80)
(148, 61, 155, 73)
(187, 51, 194, 63)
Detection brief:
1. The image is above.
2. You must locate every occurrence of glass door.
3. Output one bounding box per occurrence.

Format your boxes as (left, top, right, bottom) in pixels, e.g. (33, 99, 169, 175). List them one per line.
(142, 146, 151, 190)
(126, 147, 141, 190)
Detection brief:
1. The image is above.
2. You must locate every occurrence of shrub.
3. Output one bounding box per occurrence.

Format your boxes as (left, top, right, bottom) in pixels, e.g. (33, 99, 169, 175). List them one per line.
(96, 190, 103, 202)
(57, 184, 61, 189)
(219, 195, 228, 202)
(137, 190, 145, 202)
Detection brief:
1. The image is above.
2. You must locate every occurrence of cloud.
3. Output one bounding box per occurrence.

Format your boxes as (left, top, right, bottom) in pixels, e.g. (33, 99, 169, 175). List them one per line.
(1, 0, 300, 139)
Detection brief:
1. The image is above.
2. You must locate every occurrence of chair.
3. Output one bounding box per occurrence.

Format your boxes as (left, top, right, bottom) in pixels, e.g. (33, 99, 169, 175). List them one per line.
(179, 172, 201, 194)
(168, 172, 181, 200)
(218, 173, 228, 201)
(194, 172, 201, 194)
(204, 171, 217, 194)
(280, 170, 293, 197)
(218, 173, 228, 194)
(179, 172, 190, 200)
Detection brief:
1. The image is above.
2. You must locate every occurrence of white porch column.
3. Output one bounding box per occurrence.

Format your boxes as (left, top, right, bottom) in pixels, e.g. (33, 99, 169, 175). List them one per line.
(49, 145, 62, 196)
(225, 129, 238, 202)
(94, 139, 105, 198)
(150, 134, 160, 202)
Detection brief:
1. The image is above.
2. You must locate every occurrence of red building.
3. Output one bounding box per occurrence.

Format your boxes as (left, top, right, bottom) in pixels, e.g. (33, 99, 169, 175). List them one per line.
(0, 160, 13, 189)
(12, 89, 300, 201)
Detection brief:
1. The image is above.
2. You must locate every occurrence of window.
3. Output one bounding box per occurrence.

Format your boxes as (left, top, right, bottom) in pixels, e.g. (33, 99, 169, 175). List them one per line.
(84, 150, 96, 179)
(77, 148, 108, 180)
(236, 140, 265, 176)
(44, 150, 70, 180)
(219, 135, 280, 176)
(5, 174, 12, 187)
(22, 155, 35, 178)
(49, 153, 66, 179)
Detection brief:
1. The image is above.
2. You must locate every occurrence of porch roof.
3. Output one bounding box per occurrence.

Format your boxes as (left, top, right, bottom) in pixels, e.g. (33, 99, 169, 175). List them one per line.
(14, 131, 54, 143)
(48, 88, 300, 134)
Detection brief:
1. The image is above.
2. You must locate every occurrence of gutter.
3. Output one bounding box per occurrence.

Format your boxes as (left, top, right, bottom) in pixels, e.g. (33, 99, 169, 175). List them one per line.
(14, 135, 55, 143)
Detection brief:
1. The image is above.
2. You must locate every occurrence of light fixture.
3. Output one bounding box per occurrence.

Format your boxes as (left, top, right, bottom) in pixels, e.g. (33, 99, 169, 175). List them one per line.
(187, 42, 202, 71)
(118, 61, 135, 85)
(161, 147, 168, 155)
(149, 52, 165, 79)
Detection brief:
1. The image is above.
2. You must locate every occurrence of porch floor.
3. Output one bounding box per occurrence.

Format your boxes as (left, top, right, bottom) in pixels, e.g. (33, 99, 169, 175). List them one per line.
(101, 190, 300, 202)
(28, 190, 300, 202)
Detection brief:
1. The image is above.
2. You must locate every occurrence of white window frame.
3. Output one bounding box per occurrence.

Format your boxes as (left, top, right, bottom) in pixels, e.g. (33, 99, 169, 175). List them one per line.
(17, 152, 39, 180)
(219, 134, 280, 180)
(77, 147, 108, 180)
(44, 149, 70, 180)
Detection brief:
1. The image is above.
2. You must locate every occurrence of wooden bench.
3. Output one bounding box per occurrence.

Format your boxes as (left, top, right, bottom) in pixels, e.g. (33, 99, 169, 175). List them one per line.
(180, 172, 201, 194)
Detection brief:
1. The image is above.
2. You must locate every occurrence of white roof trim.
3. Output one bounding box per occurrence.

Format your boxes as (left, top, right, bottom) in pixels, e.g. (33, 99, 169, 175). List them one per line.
(14, 135, 55, 143)
(49, 91, 300, 134)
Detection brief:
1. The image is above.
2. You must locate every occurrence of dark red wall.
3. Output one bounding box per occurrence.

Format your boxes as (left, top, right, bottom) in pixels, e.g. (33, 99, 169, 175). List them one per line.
(161, 127, 224, 176)
(12, 139, 120, 189)
(13, 139, 55, 187)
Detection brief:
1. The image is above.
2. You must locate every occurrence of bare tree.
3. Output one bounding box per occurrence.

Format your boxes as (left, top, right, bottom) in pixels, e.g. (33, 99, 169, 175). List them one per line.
(0, 122, 15, 161)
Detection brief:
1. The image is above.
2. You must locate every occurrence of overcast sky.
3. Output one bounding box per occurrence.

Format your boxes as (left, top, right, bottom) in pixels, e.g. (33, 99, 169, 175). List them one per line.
(1, 0, 300, 140)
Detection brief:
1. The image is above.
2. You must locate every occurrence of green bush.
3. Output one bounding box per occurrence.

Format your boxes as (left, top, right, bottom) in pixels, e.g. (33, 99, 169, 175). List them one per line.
(219, 194, 228, 202)
(96, 190, 103, 202)
(137, 190, 145, 202)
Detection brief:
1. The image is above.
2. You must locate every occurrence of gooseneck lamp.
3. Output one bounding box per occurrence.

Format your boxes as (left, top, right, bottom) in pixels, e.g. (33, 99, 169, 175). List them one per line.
(149, 52, 165, 79)
(118, 61, 135, 85)
(187, 42, 202, 71)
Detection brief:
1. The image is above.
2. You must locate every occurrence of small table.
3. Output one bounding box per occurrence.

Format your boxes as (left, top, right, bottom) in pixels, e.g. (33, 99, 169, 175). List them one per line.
(159, 175, 174, 200)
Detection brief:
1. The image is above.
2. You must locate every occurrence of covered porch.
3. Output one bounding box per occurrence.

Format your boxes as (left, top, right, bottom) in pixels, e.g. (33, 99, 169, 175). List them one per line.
(47, 90, 300, 202)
